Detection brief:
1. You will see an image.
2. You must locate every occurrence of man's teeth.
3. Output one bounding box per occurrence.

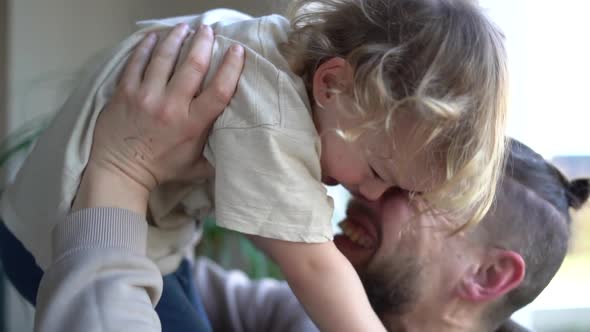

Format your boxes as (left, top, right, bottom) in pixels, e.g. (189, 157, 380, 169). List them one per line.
(339, 220, 374, 249)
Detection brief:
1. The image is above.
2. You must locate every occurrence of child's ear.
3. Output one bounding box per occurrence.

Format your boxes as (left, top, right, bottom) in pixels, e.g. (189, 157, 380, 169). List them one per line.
(312, 57, 352, 107)
(457, 249, 525, 302)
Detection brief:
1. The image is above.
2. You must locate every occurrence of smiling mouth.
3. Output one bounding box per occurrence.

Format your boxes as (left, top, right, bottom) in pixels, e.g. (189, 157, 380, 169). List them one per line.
(338, 218, 377, 249)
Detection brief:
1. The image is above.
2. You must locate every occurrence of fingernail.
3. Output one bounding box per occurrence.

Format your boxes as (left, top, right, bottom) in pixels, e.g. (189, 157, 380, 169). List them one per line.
(174, 23, 189, 35)
(199, 24, 212, 35)
(231, 44, 244, 55)
(146, 32, 157, 42)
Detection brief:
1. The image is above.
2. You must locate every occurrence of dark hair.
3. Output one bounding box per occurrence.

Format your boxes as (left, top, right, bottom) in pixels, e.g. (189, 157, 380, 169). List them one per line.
(506, 139, 588, 222)
(569, 178, 590, 209)
(484, 139, 589, 329)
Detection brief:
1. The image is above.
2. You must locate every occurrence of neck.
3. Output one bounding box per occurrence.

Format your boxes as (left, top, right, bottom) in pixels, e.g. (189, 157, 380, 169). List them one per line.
(385, 299, 483, 332)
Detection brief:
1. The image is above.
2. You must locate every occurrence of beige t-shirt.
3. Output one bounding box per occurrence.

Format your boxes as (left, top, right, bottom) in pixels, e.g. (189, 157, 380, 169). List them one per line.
(0, 9, 334, 274)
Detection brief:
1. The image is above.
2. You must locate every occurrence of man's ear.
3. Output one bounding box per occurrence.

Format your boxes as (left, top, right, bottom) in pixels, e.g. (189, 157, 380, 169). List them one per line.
(457, 249, 525, 302)
(311, 57, 352, 108)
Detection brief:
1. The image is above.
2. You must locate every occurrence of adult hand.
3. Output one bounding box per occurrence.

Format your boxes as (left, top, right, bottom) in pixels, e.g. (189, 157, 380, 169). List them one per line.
(73, 23, 244, 213)
(91, 23, 244, 192)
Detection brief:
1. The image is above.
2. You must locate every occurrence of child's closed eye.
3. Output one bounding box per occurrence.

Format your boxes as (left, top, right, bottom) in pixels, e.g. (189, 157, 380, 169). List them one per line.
(370, 166, 384, 181)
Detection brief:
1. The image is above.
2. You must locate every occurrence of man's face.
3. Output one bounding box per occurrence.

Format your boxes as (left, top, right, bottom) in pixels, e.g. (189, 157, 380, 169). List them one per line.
(334, 189, 478, 323)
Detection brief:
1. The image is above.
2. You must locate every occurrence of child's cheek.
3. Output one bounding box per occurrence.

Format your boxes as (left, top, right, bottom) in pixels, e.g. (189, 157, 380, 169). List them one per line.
(319, 134, 366, 185)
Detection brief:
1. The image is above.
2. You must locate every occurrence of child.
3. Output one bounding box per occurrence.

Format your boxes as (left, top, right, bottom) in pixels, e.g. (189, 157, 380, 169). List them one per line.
(0, 0, 508, 330)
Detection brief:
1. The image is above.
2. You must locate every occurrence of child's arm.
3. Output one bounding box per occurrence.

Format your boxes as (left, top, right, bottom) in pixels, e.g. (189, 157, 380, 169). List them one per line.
(250, 235, 387, 332)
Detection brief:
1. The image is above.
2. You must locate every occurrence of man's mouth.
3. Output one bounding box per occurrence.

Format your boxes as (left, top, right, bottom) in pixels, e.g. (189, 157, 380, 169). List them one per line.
(338, 219, 376, 248)
(337, 205, 378, 250)
(334, 200, 380, 267)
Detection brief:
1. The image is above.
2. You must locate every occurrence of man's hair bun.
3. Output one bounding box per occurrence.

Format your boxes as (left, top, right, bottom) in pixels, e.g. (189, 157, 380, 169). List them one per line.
(568, 178, 590, 209)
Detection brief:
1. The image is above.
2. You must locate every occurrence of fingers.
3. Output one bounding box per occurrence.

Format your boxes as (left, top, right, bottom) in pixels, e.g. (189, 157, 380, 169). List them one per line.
(189, 44, 245, 130)
(167, 25, 215, 103)
(119, 33, 158, 94)
(143, 23, 191, 93)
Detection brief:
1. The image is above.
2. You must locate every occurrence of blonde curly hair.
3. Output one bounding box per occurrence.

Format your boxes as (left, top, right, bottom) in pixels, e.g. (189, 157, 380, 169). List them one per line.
(282, 0, 509, 228)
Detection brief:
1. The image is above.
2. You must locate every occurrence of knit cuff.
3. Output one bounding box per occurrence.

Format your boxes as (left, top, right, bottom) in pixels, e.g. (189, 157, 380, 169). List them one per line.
(53, 207, 148, 261)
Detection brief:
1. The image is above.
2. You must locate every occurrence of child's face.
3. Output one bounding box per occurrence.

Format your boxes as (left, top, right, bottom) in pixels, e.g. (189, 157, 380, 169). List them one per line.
(316, 106, 441, 201)
(312, 57, 444, 200)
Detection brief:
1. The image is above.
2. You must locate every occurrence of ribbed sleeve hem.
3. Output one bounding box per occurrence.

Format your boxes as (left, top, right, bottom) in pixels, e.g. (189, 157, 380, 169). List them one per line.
(53, 208, 148, 261)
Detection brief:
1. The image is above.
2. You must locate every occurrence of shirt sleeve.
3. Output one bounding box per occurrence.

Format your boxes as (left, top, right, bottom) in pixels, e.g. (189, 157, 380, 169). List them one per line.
(208, 126, 334, 243)
(194, 257, 319, 332)
(35, 208, 162, 332)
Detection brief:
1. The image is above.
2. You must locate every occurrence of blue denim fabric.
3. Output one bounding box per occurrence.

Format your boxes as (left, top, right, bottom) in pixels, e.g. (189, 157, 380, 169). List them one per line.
(0, 221, 212, 332)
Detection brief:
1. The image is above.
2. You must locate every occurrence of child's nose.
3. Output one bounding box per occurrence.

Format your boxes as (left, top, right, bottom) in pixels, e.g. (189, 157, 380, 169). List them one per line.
(358, 179, 390, 201)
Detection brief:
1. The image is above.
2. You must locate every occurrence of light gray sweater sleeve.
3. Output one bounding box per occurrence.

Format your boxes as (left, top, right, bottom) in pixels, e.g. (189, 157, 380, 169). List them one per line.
(194, 257, 319, 332)
(35, 208, 163, 332)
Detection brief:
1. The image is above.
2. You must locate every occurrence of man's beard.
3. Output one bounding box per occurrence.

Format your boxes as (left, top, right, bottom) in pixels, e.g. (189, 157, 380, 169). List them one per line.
(359, 250, 423, 331)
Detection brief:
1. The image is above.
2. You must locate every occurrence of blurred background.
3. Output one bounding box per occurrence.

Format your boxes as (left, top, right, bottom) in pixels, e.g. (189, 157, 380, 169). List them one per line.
(0, 0, 588, 331)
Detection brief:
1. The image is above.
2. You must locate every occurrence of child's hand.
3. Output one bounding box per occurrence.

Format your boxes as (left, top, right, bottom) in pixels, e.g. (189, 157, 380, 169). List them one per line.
(88, 23, 244, 193)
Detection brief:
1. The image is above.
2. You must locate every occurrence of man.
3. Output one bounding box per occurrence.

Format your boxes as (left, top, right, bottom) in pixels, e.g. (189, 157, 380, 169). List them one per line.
(194, 139, 588, 331)
(337, 139, 578, 331)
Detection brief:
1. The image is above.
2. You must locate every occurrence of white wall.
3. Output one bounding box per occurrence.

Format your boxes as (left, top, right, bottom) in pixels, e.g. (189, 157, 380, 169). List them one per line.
(2, 0, 280, 138)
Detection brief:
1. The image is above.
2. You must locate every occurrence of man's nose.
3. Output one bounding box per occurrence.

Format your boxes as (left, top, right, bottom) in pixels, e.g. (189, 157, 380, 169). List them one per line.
(358, 179, 389, 201)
